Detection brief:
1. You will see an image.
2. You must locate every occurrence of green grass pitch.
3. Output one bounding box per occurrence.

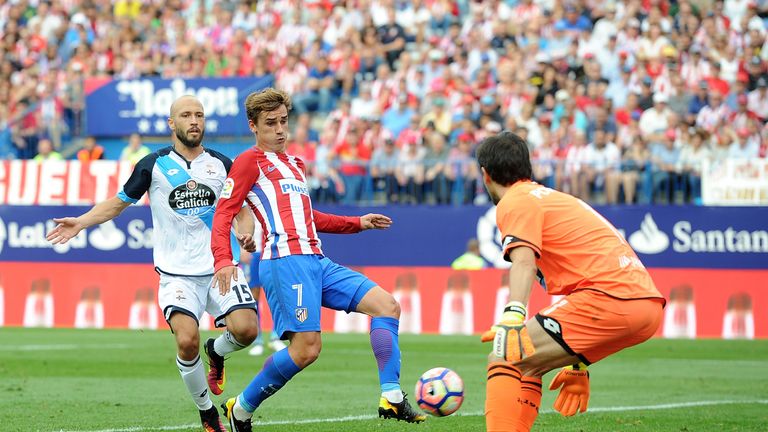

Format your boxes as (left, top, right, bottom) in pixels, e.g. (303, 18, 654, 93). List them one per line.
(1, 328, 766, 431)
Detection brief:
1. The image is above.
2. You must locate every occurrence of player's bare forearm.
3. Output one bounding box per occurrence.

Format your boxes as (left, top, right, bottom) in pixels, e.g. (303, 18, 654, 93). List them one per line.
(506, 246, 538, 307)
(235, 206, 255, 236)
(234, 206, 256, 252)
(79, 196, 131, 228)
(47, 196, 130, 245)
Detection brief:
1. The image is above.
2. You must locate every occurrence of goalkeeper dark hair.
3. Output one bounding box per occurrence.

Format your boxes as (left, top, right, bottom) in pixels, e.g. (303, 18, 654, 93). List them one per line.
(476, 131, 532, 186)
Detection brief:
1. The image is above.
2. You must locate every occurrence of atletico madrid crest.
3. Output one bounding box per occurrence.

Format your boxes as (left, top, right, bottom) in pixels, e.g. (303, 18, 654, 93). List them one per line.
(295, 307, 308, 323)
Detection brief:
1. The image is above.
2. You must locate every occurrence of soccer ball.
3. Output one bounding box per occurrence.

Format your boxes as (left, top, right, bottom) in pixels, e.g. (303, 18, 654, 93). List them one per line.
(414, 367, 464, 417)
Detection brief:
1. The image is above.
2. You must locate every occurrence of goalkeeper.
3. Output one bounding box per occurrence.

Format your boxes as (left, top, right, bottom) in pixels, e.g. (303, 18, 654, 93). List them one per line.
(475, 132, 666, 432)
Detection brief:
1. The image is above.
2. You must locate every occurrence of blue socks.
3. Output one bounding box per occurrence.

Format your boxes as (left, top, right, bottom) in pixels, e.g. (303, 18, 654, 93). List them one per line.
(370, 317, 401, 393)
(238, 316, 402, 413)
(240, 347, 300, 412)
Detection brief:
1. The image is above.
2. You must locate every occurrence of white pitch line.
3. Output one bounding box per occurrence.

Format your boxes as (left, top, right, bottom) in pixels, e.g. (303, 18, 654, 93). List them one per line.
(51, 399, 768, 432)
(12, 343, 132, 351)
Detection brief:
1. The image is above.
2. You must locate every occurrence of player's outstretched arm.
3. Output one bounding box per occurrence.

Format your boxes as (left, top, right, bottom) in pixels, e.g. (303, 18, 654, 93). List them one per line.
(46, 196, 131, 245)
(313, 210, 392, 233)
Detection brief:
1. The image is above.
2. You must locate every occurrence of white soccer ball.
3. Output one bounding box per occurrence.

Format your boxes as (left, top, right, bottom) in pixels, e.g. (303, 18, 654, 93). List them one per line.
(414, 367, 464, 416)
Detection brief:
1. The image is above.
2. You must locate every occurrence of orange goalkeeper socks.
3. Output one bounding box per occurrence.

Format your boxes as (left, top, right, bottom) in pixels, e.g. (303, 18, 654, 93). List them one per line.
(485, 361, 521, 432)
(485, 362, 541, 432)
(519, 376, 542, 430)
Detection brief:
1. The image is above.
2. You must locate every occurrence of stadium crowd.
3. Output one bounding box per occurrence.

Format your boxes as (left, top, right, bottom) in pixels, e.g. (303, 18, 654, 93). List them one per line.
(2, 0, 768, 205)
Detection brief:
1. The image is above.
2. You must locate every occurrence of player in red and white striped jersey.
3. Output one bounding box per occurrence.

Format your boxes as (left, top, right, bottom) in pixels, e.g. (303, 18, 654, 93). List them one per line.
(211, 88, 425, 431)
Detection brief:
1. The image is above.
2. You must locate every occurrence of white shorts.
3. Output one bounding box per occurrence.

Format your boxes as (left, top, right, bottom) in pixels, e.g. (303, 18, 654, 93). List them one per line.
(158, 267, 256, 328)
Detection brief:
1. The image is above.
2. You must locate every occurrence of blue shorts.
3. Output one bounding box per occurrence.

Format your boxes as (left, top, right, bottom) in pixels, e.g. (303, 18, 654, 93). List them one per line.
(248, 252, 261, 287)
(259, 254, 376, 339)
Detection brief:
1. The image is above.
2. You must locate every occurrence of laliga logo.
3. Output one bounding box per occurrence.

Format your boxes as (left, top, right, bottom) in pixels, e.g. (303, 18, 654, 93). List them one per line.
(476, 207, 511, 268)
(628, 213, 670, 254)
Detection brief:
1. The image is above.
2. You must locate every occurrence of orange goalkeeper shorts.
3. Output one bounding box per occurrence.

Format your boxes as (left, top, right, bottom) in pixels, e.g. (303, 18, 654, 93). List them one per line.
(535, 289, 664, 365)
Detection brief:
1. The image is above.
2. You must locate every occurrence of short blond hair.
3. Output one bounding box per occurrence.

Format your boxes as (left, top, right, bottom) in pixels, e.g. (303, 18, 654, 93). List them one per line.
(244, 88, 292, 124)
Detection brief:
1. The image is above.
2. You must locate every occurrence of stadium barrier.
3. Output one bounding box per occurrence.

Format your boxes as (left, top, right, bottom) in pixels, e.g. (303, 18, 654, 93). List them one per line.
(0, 264, 765, 338)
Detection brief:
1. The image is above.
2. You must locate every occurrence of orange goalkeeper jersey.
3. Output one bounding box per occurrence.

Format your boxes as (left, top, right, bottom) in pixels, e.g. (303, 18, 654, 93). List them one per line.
(497, 181, 663, 300)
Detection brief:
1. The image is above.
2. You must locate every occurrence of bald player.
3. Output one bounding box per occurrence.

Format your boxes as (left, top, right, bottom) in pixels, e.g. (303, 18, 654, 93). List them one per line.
(47, 96, 259, 432)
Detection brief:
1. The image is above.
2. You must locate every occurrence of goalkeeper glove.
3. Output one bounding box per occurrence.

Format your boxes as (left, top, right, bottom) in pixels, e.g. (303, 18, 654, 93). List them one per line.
(548, 363, 590, 416)
(480, 301, 535, 362)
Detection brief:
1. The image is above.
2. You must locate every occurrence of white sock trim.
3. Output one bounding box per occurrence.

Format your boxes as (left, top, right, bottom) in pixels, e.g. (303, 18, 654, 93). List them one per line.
(214, 331, 247, 356)
(383, 389, 403, 403)
(234, 395, 253, 420)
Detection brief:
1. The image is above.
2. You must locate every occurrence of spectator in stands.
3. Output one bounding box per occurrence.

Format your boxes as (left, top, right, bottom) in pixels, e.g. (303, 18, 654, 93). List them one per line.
(382, 94, 415, 139)
(11, 98, 41, 160)
(729, 127, 761, 158)
(583, 129, 622, 204)
(681, 45, 710, 90)
(120, 133, 150, 165)
(586, 106, 618, 144)
(77, 136, 104, 162)
(696, 91, 729, 132)
(422, 131, 450, 204)
(38, 76, 65, 150)
(395, 138, 426, 204)
(477, 95, 504, 129)
(514, 102, 543, 150)
(687, 81, 711, 125)
(710, 129, 734, 161)
(336, 126, 370, 205)
(421, 97, 452, 137)
(705, 62, 730, 96)
(370, 138, 399, 202)
(33, 138, 63, 162)
(677, 128, 711, 204)
(621, 136, 651, 204)
(293, 56, 335, 114)
(351, 82, 379, 122)
(748, 77, 768, 120)
(638, 24, 670, 60)
(607, 64, 634, 112)
(311, 129, 343, 204)
(729, 94, 761, 130)
(637, 76, 656, 111)
(444, 133, 479, 204)
(361, 115, 393, 152)
(276, 53, 308, 97)
(532, 134, 557, 189)
(640, 93, 673, 143)
(667, 75, 692, 120)
(651, 129, 682, 203)
(378, 8, 407, 70)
